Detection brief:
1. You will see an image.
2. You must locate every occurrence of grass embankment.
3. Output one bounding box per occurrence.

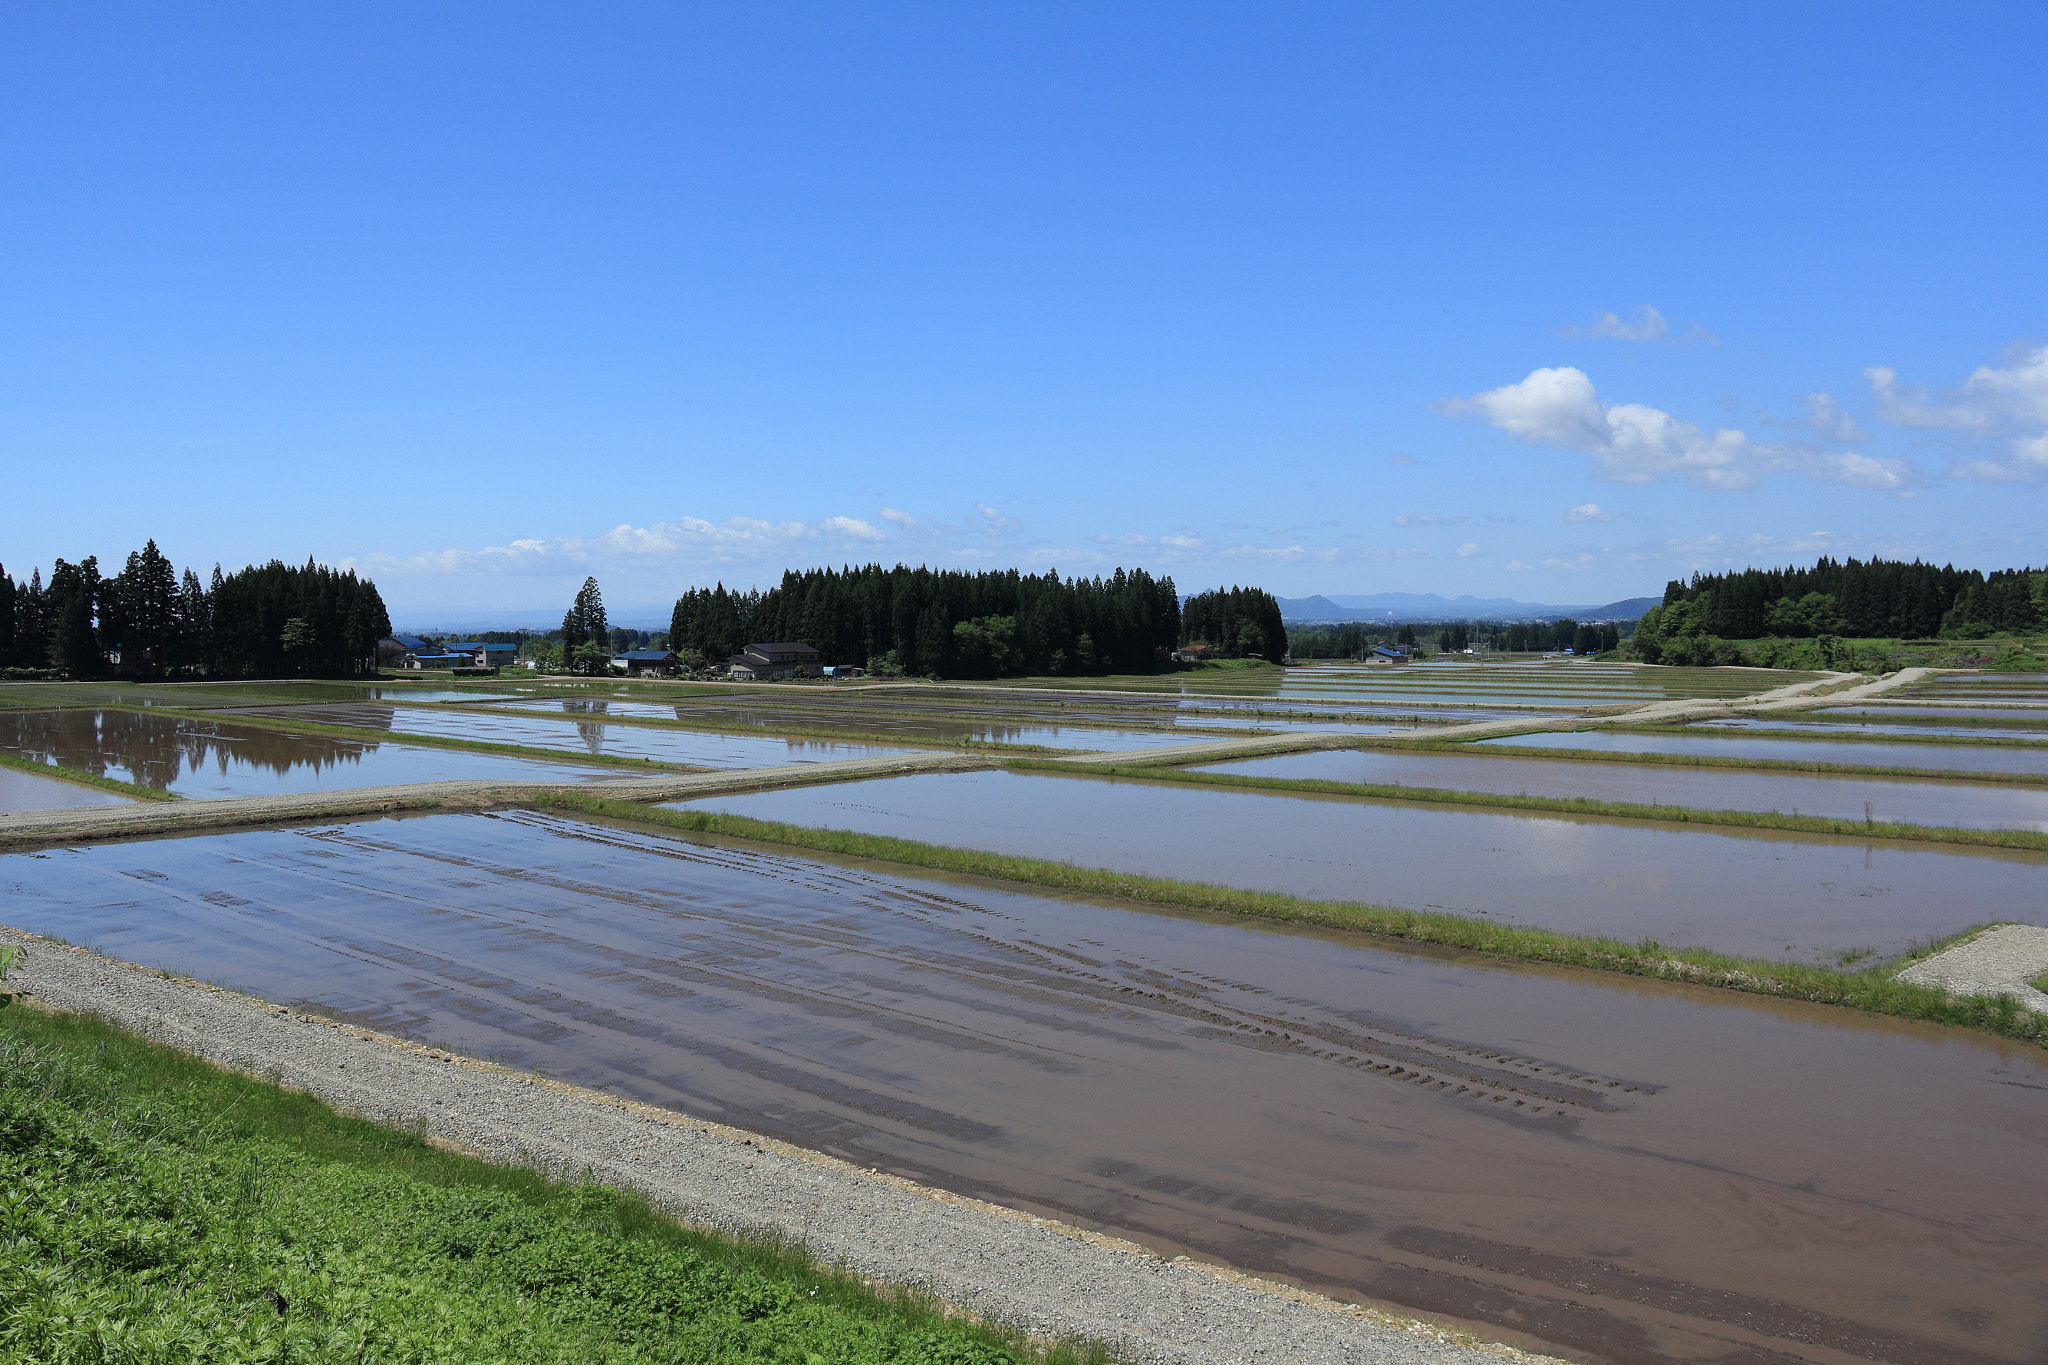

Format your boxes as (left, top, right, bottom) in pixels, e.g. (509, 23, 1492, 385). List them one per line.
(0, 997, 1098, 1364)
(1421, 739, 2048, 786)
(0, 750, 177, 803)
(534, 794, 2048, 1046)
(125, 705, 703, 775)
(1005, 759, 2048, 853)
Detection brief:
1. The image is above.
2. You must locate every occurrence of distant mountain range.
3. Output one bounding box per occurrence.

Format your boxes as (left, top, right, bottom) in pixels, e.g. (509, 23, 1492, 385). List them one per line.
(1276, 592, 1659, 624)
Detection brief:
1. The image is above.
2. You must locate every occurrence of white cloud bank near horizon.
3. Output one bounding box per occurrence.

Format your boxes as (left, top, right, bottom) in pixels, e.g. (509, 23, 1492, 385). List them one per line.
(1866, 343, 2048, 482)
(1441, 366, 1911, 492)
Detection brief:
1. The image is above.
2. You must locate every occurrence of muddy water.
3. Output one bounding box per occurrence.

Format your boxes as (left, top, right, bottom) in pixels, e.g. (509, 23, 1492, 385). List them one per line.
(0, 763, 135, 813)
(1189, 747, 2048, 832)
(1481, 729, 2048, 776)
(235, 703, 922, 766)
(0, 709, 619, 798)
(673, 770, 2047, 962)
(5, 810, 2039, 1365)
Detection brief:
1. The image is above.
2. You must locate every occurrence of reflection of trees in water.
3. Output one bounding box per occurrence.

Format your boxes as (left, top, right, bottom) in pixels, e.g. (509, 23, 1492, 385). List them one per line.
(575, 720, 609, 754)
(0, 710, 377, 791)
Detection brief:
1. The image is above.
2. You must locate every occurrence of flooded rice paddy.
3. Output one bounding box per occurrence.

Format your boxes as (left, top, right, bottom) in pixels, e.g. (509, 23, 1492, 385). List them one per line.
(1170, 660, 1791, 707)
(3, 809, 2039, 1365)
(1697, 717, 2048, 742)
(672, 769, 2048, 962)
(0, 708, 619, 798)
(0, 763, 135, 812)
(227, 703, 920, 767)
(1479, 728, 2048, 775)
(494, 691, 1496, 743)
(1190, 747, 2048, 832)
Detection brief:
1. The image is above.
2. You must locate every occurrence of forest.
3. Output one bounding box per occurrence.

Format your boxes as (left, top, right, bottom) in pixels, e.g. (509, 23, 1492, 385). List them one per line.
(668, 565, 1280, 678)
(1288, 619, 1621, 659)
(0, 542, 391, 679)
(1645, 556, 2045, 644)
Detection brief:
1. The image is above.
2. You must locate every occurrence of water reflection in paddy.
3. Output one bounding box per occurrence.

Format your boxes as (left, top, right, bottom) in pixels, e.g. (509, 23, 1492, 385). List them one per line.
(0, 762, 135, 813)
(674, 769, 2047, 961)
(0, 709, 619, 798)
(241, 703, 924, 766)
(494, 696, 1426, 745)
(4, 809, 2038, 1365)
(1478, 729, 2048, 775)
(1191, 747, 2048, 832)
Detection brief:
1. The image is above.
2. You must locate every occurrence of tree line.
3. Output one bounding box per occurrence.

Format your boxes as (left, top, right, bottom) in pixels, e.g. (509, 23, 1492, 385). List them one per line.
(0, 542, 391, 679)
(1648, 556, 2044, 642)
(664, 565, 1280, 679)
(1288, 618, 1621, 659)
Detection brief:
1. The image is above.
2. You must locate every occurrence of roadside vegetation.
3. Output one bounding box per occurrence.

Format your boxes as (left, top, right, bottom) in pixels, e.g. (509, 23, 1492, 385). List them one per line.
(0, 983, 1099, 1364)
(537, 794, 2048, 1046)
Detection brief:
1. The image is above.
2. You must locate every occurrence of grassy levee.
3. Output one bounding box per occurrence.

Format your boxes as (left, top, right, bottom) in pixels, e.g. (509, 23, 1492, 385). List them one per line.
(1006, 759, 2048, 853)
(1409, 738, 2048, 786)
(0, 749, 178, 802)
(0, 1000, 1106, 1364)
(120, 704, 703, 774)
(535, 794, 2048, 1046)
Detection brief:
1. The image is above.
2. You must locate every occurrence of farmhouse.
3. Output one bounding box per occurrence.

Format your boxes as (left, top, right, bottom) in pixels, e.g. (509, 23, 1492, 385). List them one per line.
(724, 641, 820, 680)
(1365, 645, 1409, 665)
(611, 649, 679, 677)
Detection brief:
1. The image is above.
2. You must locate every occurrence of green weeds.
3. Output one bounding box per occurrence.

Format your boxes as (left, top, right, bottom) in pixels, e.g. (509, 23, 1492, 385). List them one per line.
(0, 1004, 1107, 1364)
(0, 750, 178, 802)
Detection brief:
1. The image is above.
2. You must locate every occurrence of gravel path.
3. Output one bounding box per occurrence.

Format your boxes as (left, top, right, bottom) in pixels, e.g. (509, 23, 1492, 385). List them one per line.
(1, 928, 1541, 1365)
(1897, 924, 2048, 1015)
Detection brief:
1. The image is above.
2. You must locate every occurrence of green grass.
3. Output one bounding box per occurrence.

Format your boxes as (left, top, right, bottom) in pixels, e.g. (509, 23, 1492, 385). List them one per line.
(533, 793, 2048, 1046)
(0, 999, 1105, 1364)
(1423, 738, 2048, 786)
(0, 750, 178, 802)
(1005, 758, 2048, 853)
(2029, 969, 2048, 996)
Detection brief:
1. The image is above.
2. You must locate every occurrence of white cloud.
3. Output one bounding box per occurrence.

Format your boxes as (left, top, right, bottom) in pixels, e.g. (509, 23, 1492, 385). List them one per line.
(1866, 344, 2048, 481)
(820, 516, 887, 541)
(1455, 542, 1480, 557)
(975, 501, 1022, 534)
(1388, 453, 1418, 465)
(1440, 367, 1909, 491)
(354, 513, 895, 580)
(879, 507, 922, 532)
(1505, 560, 1534, 572)
(1563, 305, 1719, 345)
(1564, 503, 1613, 523)
(1800, 393, 1868, 444)
(1391, 513, 1470, 526)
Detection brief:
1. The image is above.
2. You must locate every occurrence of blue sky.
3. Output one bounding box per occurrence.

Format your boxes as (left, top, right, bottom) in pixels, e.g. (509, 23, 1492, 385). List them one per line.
(4, 2, 2044, 624)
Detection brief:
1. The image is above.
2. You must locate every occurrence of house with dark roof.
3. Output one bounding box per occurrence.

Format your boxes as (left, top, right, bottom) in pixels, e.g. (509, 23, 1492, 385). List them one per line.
(1366, 645, 1409, 665)
(611, 649, 679, 677)
(724, 641, 821, 680)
